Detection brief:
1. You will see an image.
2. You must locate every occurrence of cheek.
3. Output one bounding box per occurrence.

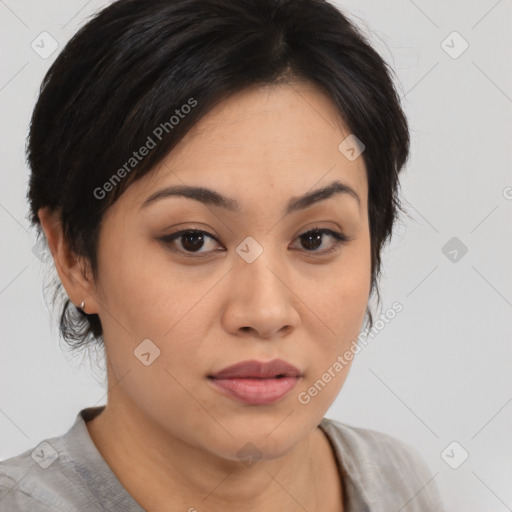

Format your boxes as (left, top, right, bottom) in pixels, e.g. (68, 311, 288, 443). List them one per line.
(301, 237, 371, 389)
(95, 235, 185, 338)
(308, 238, 371, 334)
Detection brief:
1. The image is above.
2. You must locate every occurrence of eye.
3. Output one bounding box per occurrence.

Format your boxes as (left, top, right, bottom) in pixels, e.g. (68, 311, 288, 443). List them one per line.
(159, 229, 222, 256)
(159, 227, 350, 257)
(292, 227, 349, 255)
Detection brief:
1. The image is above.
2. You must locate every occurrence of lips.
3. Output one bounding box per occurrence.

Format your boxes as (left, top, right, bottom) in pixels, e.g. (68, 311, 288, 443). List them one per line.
(208, 359, 302, 405)
(209, 359, 301, 379)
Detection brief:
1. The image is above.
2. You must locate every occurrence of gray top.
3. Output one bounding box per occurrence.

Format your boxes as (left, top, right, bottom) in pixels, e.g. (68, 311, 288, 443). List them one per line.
(0, 406, 444, 511)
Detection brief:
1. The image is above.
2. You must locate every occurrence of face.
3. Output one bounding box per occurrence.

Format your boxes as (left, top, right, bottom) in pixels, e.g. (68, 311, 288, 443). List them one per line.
(90, 81, 371, 461)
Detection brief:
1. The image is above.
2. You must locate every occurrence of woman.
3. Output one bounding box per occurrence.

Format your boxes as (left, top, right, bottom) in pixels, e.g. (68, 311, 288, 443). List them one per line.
(0, 0, 445, 510)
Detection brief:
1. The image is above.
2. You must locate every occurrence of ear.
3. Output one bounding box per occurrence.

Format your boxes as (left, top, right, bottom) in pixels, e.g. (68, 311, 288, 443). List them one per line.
(38, 207, 99, 315)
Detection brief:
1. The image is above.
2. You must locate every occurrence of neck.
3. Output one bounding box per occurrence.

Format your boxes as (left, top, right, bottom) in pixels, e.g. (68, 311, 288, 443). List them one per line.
(86, 398, 335, 511)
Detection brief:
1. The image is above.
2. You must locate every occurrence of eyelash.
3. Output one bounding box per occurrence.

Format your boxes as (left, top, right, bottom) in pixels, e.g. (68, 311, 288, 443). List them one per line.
(159, 227, 351, 257)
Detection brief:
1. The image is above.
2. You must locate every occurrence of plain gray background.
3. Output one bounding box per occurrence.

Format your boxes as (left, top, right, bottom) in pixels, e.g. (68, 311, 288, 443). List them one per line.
(1, 1, 511, 510)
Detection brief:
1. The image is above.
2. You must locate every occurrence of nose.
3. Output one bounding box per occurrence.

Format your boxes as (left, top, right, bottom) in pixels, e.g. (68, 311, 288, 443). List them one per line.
(221, 249, 300, 340)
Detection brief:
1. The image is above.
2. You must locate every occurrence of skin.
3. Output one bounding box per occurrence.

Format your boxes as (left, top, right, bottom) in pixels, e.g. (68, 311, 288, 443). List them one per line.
(39, 81, 371, 511)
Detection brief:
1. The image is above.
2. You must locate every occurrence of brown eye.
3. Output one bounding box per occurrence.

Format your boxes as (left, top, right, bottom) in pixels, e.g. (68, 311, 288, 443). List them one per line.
(159, 227, 350, 258)
(160, 229, 221, 255)
(180, 231, 206, 252)
(294, 228, 349, 254)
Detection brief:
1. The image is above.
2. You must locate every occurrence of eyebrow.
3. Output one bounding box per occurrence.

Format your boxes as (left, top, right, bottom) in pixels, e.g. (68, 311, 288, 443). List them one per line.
(140, 179, 361, 215)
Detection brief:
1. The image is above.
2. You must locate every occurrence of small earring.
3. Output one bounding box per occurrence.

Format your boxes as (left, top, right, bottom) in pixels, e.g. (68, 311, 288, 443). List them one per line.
(79, 300, 85, 311)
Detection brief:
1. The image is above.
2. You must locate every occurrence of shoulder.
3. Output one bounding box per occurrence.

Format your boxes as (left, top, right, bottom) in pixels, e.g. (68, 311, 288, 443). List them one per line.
(0, 411, 101, 512)
(319, 417, 445, 511)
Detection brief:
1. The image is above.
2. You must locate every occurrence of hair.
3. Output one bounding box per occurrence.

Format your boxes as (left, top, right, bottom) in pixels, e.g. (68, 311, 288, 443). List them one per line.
(26, 0, 410, 352)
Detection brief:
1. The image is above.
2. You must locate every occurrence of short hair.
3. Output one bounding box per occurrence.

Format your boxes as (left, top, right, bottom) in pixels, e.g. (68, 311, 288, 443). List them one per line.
(26, 0, 410, 351)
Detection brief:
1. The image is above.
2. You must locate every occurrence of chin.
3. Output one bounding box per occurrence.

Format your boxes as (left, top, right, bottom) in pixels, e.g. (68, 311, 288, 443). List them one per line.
(223, 422, 305, 461)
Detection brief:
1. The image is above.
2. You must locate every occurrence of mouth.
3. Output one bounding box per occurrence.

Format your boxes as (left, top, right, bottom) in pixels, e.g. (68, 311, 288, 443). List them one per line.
(208, 359, 303, 405)
(209, 358, 302, 379)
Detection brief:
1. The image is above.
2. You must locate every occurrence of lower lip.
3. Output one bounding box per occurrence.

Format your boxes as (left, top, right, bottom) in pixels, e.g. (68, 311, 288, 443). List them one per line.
(209, 376, 300, 405)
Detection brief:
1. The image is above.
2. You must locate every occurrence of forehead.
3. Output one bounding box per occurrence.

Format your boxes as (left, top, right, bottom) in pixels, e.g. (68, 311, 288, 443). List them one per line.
(124, 82, 367, 212)
(174, 82, 355, 158)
